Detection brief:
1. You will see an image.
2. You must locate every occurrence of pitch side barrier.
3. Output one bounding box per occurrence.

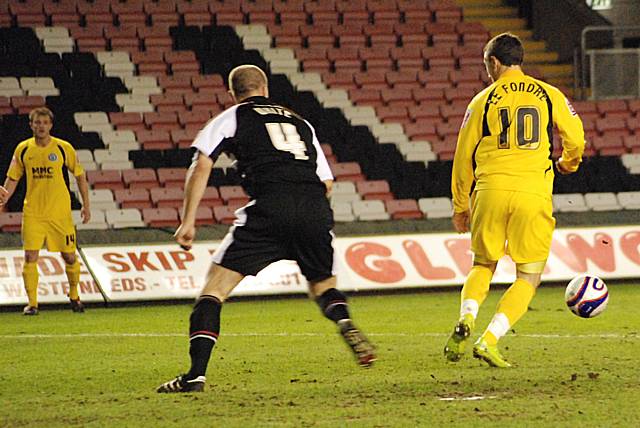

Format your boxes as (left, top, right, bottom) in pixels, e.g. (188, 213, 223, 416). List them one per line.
(0, 225, 639, 306)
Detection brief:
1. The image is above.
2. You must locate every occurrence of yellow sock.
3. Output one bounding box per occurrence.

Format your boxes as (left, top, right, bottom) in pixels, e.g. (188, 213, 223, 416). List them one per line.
(22, 261, 39, 307)
(66, 260, 81, 301)
(482, 278, 536, 345)
(459, 265, 493, 320)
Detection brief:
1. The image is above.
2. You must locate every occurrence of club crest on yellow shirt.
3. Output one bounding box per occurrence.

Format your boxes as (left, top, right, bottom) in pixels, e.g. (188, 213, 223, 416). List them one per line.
(48, 153, 58, 162)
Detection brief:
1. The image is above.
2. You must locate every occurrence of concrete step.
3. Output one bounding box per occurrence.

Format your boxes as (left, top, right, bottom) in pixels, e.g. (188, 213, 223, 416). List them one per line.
(456, 0, 504, 6)
(463, 6, 515, 18)
(522, 40, 548, 54)
(538, 64, 574, 78)
(527, 51, 560, 63)
(489, 28, 534, 40)
(466, 17, 529, 31)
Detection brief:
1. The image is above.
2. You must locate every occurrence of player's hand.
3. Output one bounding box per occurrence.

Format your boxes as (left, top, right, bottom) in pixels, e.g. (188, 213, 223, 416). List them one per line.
(452, 210, 470, 233)
(0, 186, 8, 206)
(81, 206, 91, 224)
(174, 222, 196, 251)
(555, 157, 573, 175)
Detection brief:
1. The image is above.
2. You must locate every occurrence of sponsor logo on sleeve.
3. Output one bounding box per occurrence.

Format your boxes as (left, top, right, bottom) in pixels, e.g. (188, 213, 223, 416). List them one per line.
(565, 98, 577, 116)
(460, 108, 472, 129)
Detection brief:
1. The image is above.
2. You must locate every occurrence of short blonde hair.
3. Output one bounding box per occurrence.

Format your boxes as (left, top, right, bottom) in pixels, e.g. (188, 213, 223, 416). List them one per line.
(228, 65, 268, 100)
(29, 106, 54, 123)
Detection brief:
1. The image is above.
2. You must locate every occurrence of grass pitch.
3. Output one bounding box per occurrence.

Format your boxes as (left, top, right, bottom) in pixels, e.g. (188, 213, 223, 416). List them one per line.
(1, 283, 638, 427)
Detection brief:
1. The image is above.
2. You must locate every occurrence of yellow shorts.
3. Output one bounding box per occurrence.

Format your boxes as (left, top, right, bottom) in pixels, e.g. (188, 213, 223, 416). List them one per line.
(22, 216, 76, 253)
(470, 189, 555, 264)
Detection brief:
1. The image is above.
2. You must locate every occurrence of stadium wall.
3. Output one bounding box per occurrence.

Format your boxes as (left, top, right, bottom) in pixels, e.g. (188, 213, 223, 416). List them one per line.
(1, 224, 639, 306)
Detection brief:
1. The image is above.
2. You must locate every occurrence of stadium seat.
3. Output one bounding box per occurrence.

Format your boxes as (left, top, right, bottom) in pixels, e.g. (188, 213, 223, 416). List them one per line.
(332, 201, 356, 222)
(142, 207, 180, 228)
(617, 191, 640, 210)
(105, 208, 146, 229)
(584, 192, 621, 211)
(385, 199, 423, 219)
(219, 185, 250, 205)
(213, 205, 238, 225)
(114, 188, 152, 209)
(352, 200, 390, 221)
(150, 187, 184, 209)
(553, 193, 589, 212)
(0, 212, 22, 232)
(418, 197, 453, 218)
(356, 180, 394, 200)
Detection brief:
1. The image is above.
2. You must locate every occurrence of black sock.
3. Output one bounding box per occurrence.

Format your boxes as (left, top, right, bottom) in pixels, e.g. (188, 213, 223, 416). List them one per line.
(186, 295, 221, 379)
(316, 288, 351, 323)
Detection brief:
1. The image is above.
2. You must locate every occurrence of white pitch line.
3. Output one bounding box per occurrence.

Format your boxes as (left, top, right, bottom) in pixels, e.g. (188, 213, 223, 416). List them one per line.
(0, 332, 636, 339)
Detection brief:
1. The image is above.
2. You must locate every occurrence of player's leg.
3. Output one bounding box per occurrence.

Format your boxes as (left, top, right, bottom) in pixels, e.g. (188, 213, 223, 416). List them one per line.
(309, 277, 376, 367)
(48, 218, 83, 312)
(157, 263, 244, 393)
(445, 190, 507, 361)
(474, 192, 554, 367)
(21, 217, 46, 315)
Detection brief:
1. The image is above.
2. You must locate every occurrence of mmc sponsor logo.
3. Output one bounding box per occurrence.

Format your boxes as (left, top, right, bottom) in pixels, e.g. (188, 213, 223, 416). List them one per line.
(31, 166, 54, 179)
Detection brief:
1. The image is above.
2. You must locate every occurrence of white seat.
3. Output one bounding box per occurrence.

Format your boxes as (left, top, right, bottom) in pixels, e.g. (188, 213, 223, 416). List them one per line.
(123, 75, 158, 89)
(131, 86, 164, 96)
(104, 62, 135, 73)
(74, 111, 110, 126)
(342, 106, 377, 121)
(35, 26, 70, 39)
(81, 161, 99, 171)
(89, 189, 118, 211)
(584, 192, 621, 211)
(234, 24, 268, 36)
(115, 93, 150, 107)
(20, 77, 55, 90)
(43, 43, 74, 54)
(241, 34, 272, 50)
(76, 149, 94, 163)
(332, 202, 356, 222)
(332, 181, 357, 195)
(418, 197, 452, 218)
(0, 77, 20, 90)
(122, 103, 154, 113)
(96, 51, 130, 64)
(93, 149, 130, 163)
(101, 130, 136, 143)
(73, 209, 109, 230)
(27, 88, 60, 97)
(617, 191, 640, 210)
(269, 60, 299, 74)
(397, 140, 432, 154)
(105, 208, 145, 229)
(100, 160, 133, 170)
(261, 48, 295, 61)
(331, 193, 361, 204)
(352, 200, 390, 221)
(553, 193, 589, 212)
(43, 38, 74, 50)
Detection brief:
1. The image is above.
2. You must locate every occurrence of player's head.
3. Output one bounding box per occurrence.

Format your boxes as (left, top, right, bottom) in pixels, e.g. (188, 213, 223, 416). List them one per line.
(228, 65, 269, 103)
(29, 107, 54, 140)
(483, 33, 524, 82)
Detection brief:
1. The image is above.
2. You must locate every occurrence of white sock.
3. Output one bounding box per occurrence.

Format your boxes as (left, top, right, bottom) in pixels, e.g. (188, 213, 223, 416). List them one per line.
(486, 313, 511, 341)
(460, 299, 479, 320)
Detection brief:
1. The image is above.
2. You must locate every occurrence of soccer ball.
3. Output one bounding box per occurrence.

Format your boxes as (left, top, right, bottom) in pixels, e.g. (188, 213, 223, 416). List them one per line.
(565, 275, 609, 318)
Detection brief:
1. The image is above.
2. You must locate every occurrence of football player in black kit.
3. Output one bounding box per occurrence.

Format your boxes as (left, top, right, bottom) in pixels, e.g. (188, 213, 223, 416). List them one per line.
(157, 65, 376, 393)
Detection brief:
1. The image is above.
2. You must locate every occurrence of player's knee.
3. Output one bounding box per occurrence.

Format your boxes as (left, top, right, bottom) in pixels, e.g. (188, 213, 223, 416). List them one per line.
(472, 257, 497, 273)
(516, 262, 545, 288)
(24, 251, 39, 263)
(61, 252, 76, 265)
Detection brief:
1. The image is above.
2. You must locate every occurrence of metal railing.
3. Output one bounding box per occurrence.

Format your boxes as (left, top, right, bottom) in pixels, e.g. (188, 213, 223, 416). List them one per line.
(577, 25, 640, 100)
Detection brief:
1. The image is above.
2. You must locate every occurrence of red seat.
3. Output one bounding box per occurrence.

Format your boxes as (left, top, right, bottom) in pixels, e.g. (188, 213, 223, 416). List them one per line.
(87, 170, 124, 190)
(385, 199, 423, 219)
(595, 117, 629, 135)
(171, 128, 199, 148)
(180, 206, 214, 226)
(114, 188, 152, 209)
(157, 168, 186, 187)
(386, 70, 419, 88)
(213, 205, 237, 225)
(349, 88, 382, 105)
(413, 88, 447, 103)
(404, 122, 438, 141)
(323, 71, 356, 89)
(143, 112, 179, 130)
(201, 187, 224, 208)
(331, 162, 365, 181)
(110, 112, 143, 129)
(596, 99, 628, 116)
(192, 74, 225, 91)
(0, 212, 22, 233)
(381, 88, 413, 106)
(11, 96, 45, 114)
(150, 94, 185, 110)
(150, 187, 184, 208)
(376, 105, 409, 122)
(122, 168, 159, 189)
(356, 180, 394, 200)
(143, 207, 180, 228)
(136, 130, 173, 150)
(408, 105, 441, 121)
(219, 185, 250, 205)
(436, 122, 459, 139)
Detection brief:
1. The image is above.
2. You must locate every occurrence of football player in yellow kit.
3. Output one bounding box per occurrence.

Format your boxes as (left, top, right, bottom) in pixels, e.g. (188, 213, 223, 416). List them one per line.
(444, 33, 585, 367)
(0, 107, 91, 315)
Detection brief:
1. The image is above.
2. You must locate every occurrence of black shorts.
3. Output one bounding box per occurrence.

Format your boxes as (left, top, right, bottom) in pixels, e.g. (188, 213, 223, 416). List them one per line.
(212, 189, 335, 283)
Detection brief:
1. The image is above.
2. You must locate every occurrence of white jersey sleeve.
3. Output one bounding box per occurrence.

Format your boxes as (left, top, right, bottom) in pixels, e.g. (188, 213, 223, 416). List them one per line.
(305, 120, 333, 181)
(191, 105, 240, 156)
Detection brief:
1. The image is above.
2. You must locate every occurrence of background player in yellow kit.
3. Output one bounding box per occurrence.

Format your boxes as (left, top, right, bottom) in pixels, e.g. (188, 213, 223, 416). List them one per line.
(0, 107, 91, 315)
(444, 33, 585, 367)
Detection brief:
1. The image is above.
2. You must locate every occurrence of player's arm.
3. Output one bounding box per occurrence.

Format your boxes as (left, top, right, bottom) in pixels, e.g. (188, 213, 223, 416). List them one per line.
(549, 88, 585, 174)
(0, 177, 18, 207)
(451, 98, 483, 233)
(306, 120, 334, 196)
(0, 147, 25, 207)
(176, 106, 238, 249)
(75, 173, 91, 223)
